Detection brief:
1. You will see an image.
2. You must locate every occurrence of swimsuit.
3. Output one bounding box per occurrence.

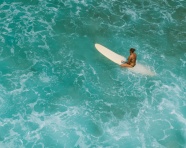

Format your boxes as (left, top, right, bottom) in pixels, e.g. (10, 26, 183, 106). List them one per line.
(128, 58, 136, 67)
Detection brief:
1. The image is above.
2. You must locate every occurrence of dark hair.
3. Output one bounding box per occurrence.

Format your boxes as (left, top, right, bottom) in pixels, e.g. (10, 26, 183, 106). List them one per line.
(130, 48, 135, 53)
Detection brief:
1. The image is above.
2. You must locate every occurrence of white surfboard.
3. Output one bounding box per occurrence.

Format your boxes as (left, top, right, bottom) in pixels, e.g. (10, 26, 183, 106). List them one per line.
(95, 43, 156, 76)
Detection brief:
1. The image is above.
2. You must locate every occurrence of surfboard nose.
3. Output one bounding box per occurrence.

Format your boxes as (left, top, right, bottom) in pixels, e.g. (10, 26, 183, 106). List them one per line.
(95, 43, 100, 48)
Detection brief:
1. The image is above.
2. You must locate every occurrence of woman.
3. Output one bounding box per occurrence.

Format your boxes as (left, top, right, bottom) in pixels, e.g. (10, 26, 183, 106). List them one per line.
(120, 48, 137, 68)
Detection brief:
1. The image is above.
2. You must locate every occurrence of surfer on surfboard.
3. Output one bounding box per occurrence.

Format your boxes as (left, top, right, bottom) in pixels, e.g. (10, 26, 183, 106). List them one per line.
(121, 48, 137, 68)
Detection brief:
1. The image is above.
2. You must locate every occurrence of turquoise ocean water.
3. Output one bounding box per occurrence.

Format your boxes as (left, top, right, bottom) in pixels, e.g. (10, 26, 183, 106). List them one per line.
(0, 0, 186, 147)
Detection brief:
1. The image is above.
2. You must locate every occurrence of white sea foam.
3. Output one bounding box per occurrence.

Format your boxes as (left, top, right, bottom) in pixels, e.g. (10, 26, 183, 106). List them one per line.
(10, 72, 33, 95)
(126, 9, 138, 20)
(171, 110, 186, 125)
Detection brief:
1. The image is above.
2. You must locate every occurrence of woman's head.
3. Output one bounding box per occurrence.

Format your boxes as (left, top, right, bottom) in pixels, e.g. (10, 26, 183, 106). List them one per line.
(130, 48, 135, 53)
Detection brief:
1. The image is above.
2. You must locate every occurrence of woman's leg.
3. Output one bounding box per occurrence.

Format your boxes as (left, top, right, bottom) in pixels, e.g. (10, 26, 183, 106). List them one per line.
(120, 63, 133, 68)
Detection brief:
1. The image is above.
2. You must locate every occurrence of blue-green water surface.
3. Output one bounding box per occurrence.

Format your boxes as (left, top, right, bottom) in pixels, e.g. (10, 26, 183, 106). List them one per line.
(0, 0, 186, 147)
